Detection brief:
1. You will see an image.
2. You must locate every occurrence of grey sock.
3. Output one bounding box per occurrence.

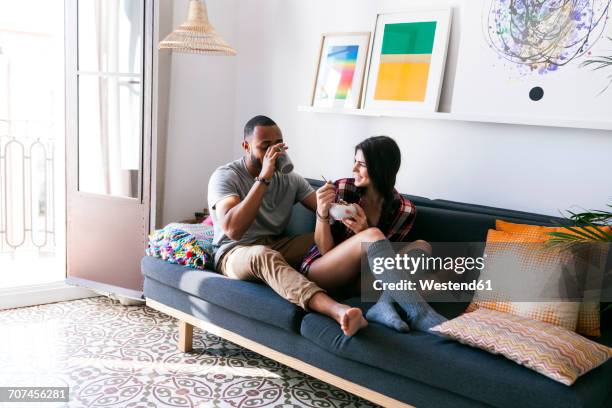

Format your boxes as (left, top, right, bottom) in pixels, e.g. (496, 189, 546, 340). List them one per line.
(367, 239, 447, 333)
(366, 292, 410, 333)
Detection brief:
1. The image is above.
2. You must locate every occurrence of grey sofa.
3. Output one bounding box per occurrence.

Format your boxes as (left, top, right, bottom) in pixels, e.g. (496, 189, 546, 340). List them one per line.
(141, 179, 612, 408)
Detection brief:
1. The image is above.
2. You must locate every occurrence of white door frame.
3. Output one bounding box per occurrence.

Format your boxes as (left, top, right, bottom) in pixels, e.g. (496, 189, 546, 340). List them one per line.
(64, 0, 153, 300)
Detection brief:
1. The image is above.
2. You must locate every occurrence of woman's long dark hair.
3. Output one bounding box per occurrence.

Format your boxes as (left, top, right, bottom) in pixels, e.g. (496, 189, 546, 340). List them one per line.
(355, 136, 401, 217)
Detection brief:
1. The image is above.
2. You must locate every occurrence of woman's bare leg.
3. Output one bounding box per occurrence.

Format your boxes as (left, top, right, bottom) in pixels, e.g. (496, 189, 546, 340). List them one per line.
(307, 227, 385, 292)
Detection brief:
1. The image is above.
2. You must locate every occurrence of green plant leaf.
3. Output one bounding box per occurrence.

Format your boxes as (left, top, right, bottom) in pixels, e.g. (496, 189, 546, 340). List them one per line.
(547, 231, 582, 241)
(561, 225, 602, 241)
(564, 225, 609, 241)
(551, 203, 612, 244)
(570, 225, 612, 241)
(594, 226, 612, 240)
(568, 209, 612, 224)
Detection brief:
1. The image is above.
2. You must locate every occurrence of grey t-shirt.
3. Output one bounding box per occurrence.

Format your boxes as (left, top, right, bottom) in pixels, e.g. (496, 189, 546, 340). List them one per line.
(207, 157, 314, 268)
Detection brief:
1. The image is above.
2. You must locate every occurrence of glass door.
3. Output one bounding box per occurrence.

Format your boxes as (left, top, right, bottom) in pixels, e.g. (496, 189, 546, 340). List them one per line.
(0, 0, 66, 289)
(65, 0, 152, 298)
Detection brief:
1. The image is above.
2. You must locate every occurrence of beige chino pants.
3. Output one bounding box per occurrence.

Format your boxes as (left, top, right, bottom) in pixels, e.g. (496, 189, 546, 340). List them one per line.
(217, 233, 324, 310)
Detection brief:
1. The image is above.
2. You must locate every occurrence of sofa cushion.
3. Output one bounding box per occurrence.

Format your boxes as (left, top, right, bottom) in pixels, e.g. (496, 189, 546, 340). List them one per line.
(495, 220, 611, 337)
(299, 299, 612, 408)
(430, 308, 612, 386)
(430, 199, 565, 224)
(467, 229, 582, 331)
(405, 206, 545, 243)
(283, 202, 316, 237)
(141, 256, 304, 333)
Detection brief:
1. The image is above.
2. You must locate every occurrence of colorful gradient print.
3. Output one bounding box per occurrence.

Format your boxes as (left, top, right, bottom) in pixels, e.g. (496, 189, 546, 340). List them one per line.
(331, 45, 358, 99)
(375, 21, 437, 102)
(319, 45, 358, 101)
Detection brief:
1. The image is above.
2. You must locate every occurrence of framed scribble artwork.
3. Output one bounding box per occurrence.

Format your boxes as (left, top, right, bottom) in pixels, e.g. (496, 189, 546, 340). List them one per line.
(453, 0, 612, 122)
(311, 32, 371, 109)
(363, 8, 453, 112)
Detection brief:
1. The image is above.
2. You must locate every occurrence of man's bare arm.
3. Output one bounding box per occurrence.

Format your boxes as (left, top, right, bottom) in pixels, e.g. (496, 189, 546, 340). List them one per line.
(300, 191, 317, 212)
(215, 182, 269, 241)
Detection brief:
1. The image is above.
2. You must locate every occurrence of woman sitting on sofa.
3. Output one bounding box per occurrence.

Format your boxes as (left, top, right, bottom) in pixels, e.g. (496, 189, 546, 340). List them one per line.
(300, 135, 446, 333)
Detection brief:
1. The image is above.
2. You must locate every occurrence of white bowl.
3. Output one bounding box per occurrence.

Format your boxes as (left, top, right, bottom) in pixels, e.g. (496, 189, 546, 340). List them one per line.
(329, 203, 357, 220)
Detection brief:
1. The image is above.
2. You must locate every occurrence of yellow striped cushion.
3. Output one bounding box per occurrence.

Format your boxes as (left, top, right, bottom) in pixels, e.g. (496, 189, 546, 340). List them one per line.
(431, 308, 612, 385)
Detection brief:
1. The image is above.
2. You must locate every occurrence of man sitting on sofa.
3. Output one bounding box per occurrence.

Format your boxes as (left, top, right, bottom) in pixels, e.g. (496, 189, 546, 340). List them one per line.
(207, 115, 368, 336)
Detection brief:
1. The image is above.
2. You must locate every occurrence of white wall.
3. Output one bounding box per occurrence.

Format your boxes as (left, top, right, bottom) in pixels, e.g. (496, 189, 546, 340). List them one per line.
(161, 0, 612, 223)
(232, 0, 612, 216)
(161, 0, 238, 225)
(152, 0, 173, 229)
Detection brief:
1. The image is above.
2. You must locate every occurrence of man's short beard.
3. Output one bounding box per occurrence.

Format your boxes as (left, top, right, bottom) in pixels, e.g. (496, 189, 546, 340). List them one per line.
(249, 152, 262, 170)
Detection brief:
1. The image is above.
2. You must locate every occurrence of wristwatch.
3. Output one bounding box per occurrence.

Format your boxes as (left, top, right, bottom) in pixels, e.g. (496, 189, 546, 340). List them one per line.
(254, 176, 271, 185)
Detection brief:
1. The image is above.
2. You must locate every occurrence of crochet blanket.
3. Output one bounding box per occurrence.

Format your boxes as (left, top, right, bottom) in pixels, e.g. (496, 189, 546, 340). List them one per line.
(146, 223, 215, 270)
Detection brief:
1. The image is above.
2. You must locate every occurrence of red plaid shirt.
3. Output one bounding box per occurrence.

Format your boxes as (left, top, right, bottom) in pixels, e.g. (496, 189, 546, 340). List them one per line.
(300, 178, 416, 274)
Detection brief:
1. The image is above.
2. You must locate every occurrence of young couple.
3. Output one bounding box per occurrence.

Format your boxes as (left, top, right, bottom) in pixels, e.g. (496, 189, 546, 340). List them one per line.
(208, 115, 445, 337)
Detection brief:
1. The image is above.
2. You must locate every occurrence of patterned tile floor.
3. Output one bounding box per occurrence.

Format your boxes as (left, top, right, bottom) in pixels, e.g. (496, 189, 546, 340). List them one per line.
(0, 296, 379, 408)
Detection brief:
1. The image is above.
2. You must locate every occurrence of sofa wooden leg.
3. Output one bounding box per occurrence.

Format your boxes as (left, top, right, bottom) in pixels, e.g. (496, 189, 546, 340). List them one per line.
(178, 320, 193, 352)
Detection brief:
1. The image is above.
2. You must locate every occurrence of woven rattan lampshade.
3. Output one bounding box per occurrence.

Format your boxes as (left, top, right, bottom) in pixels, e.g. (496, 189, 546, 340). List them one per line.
(159, 0, 236, 56)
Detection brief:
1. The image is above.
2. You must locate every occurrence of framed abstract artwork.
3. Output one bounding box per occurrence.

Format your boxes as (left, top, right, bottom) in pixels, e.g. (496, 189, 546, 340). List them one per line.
(452, 0, 612, 123)
(311, 32, 371, 109)
(363, 8, 452, 112)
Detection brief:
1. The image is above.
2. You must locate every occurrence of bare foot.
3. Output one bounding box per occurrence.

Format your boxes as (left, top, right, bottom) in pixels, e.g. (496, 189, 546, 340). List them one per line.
(340, 307, 368, 337)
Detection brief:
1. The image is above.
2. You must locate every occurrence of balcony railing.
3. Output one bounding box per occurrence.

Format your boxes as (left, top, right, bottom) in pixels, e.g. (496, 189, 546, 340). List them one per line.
(0, 119, 56, 252)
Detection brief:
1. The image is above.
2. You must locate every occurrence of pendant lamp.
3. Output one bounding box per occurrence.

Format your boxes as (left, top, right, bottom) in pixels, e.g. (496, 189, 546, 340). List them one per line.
(159, 0, 236, 56)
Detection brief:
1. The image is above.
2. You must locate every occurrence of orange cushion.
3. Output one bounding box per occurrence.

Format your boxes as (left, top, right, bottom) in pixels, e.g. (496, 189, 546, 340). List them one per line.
(495, 220, 610, 337)
(495, 219, 612, 242)
(467, 229, 581, 331)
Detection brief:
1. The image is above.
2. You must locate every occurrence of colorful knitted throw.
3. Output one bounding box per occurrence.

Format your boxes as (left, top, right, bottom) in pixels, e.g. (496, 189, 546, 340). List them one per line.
(146, 223, 215, 270)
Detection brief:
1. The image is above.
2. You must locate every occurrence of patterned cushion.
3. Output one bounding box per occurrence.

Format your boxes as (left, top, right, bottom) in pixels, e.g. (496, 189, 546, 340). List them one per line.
(467, 229, 581, 331)
(430, 308, 612, 385)
(496, 220, 611, 337)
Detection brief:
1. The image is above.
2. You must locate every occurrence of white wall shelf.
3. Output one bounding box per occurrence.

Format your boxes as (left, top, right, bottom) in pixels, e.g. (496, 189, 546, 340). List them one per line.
(297, 106, 612, 132)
